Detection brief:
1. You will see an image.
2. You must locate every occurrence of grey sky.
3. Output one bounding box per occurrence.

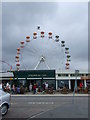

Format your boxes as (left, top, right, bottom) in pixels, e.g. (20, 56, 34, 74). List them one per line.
(2, 2, 88, 71)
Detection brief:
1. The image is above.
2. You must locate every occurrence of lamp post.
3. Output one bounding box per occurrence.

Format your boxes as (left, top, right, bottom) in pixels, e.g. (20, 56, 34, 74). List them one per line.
(74, 70, 79, 94)
(72, 70, 79, 103)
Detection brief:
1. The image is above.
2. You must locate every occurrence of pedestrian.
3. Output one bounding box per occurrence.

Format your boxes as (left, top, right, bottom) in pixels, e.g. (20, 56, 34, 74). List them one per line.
(2, 83, 6, 91)
(43, 82, 45, 91)
(20, 85, 24, 94)
(36, 83, 38, 93)
(6, 82, 10, 92)
(79, 82, 83, 88)
(33, 83, 36, 94)
(79, 82, 83, 93)
(45, 82, 48, 90)
(17, 86, 20, 94)
(0, 81, 2, 89)
(29, 83, 32, 92)
(12, 84, 15, 94)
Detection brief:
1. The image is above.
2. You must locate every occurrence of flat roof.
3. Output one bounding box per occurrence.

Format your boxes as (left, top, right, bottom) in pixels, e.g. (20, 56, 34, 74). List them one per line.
(56, 70, 88, 74)
(0, 72, 14, 77)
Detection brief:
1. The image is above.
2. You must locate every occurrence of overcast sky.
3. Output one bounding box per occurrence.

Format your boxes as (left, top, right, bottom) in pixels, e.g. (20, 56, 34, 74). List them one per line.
(1, 2, 88, 72)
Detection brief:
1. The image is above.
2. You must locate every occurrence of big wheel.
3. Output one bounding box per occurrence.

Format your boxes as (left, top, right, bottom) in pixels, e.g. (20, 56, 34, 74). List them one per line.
(15, 26, 71, 71)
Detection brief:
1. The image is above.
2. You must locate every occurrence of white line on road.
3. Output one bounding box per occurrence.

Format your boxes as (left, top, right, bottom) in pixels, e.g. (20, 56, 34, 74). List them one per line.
(11, 103, 17, 105)
(30, 111, 45, 118)
(28, 102, 54, 105)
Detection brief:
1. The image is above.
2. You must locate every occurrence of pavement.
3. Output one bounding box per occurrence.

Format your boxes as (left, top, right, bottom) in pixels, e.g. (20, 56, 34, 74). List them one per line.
(11, 92, 89, 97)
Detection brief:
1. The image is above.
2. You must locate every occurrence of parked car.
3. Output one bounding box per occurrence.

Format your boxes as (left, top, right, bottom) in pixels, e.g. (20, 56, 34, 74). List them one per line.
(0, 90, 11, 116)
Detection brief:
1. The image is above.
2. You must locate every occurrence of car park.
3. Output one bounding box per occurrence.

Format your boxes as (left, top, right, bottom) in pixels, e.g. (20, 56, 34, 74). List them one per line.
(0, 90, 11, 116)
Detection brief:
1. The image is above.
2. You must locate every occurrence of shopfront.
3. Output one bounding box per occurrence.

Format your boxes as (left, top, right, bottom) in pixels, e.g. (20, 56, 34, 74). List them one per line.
(13, 70, 56, 90)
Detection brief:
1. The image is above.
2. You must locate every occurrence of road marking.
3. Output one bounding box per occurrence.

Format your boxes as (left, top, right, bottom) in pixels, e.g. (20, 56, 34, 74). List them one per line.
(28, 102, 54, 105)
(11, 103, 17, 105)
(29, 102, 70, 118)
(30, 111, 46, 118)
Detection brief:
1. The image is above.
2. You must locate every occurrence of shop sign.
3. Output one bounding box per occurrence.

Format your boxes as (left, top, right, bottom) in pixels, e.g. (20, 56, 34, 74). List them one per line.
(13, 70, 55, 78)
(81, 76, 90, 80)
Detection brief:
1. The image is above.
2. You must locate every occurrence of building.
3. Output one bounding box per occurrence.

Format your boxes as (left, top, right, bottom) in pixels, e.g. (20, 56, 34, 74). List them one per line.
(56, 70, 89, 91)
(0, 70, 90, 91)
(0, 72, 14, 89)
(0, 72, 14, 82)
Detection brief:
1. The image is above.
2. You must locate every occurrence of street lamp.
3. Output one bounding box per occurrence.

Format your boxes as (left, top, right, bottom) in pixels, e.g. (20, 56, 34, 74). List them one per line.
(72, 70, 79, 103)
(74, 70, 79, 93)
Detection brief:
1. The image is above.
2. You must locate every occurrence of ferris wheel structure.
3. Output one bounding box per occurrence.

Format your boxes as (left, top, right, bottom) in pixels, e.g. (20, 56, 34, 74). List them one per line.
(34, 55, 50, 70)
(15, 26, 71, 71)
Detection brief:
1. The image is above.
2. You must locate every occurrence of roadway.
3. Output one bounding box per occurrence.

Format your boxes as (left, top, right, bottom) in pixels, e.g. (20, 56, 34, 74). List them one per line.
(2, 96, 88, 119)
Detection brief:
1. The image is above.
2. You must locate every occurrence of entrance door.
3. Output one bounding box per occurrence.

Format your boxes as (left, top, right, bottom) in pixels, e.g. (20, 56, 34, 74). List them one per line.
(71, 80, 75, 91)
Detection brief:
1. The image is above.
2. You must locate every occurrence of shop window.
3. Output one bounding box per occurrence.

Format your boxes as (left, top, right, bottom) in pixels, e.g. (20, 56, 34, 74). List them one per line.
(58, 80, 69, 89)
(61, 74, 68, 77)
(78, 74, 84, 77)
(58, 74, 61, 77)
(70, 74, 75, 77)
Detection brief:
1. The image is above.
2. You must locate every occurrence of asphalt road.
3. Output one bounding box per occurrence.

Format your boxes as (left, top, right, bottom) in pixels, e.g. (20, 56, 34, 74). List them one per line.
(2, 96, 88, 119)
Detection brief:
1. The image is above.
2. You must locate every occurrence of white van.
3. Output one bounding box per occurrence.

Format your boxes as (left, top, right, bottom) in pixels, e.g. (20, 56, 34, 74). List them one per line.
(0, 90, 11, 116)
